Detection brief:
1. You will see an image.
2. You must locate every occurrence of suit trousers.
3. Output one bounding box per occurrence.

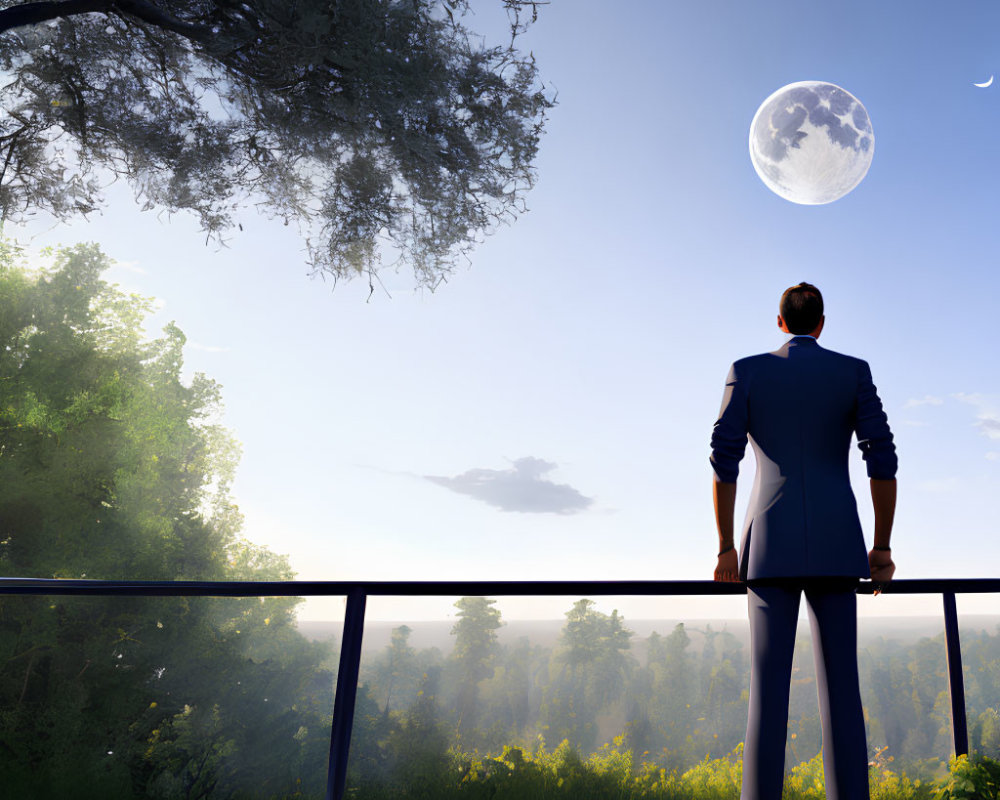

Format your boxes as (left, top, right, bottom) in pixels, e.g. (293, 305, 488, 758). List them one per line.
(742, 581, 869, 800)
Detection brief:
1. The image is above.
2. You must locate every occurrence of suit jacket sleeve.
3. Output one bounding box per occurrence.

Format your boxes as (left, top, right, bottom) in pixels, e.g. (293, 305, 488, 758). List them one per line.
(710, 361, 749, 483)
(855, 360, 897, 480)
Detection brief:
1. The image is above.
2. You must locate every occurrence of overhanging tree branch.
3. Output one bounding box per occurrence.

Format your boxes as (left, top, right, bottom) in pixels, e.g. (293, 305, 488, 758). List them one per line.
(0, 0, 553, 291)
(0, 0, 110, 34)
(1, 0, 216, 42)
(0, 125, 27, 188)
(113, 0, 214, 43)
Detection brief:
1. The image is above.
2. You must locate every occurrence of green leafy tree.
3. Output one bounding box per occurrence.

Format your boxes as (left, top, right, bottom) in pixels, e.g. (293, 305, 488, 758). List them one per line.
(345, 683, 397, 787)
(700, 630, 746, 758)
(490, 636, 545, 737)
(471, 634, 549, 754)
(541, 599, 634, 753)
(449, 596, 503, 741)
(645, 624, 700, 770)
(385, 665, 450, 789)
(960, 627, 1000, 759)
(905, 638, 952, 760)
(0, 241, 236, 581)
(0, 0, 553, 289)
(863, 638, 921, 764)
(0, 241, 333, 797)
(975, 708, 1000, 759)
(370, 624, 418, 715)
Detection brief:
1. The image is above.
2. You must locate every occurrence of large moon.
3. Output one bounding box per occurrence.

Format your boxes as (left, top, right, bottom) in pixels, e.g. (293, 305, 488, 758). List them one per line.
(749, 81, 874, 205)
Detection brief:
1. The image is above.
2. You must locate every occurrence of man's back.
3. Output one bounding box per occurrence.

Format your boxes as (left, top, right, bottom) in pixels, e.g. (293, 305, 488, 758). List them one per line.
(711, 336, 896, 581)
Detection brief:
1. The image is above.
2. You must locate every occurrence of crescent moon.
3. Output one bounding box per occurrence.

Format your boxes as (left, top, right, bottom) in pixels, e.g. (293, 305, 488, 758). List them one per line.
(974, 75, 994, 88)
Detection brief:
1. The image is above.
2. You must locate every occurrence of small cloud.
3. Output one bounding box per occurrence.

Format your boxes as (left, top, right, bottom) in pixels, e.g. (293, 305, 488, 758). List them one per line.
(425, 457, 593, 514)
(954, 392, 984, 404)
(188, 341, 230, 353)
(954, 393, 1000, 440)
(977, 417, 1000, 440)
(986, 452, 1000, 462)
(903, 395, 943, 409)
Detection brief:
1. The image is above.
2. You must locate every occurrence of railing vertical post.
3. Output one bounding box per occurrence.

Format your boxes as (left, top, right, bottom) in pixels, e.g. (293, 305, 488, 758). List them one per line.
(326, 587, 367, 800)
(942, 591, 969, 757)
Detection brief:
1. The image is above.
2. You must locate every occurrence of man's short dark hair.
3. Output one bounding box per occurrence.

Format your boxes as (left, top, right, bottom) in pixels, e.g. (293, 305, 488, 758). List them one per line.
(780, 283, 824, 334)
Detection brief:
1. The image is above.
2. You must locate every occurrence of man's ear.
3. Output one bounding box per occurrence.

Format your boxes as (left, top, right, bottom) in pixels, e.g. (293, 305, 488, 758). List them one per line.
(777, 314, 785, 331)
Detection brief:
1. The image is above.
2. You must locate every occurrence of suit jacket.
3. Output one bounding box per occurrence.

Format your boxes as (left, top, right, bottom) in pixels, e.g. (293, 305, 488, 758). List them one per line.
(710, 336, 897, 581)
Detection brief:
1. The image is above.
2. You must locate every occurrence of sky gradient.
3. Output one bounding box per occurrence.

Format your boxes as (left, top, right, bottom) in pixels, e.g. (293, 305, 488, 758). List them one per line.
(10, 0, 1000, 622)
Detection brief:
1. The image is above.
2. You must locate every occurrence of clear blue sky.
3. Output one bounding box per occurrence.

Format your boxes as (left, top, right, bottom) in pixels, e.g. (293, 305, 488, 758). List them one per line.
(11, 0, 1000, 621)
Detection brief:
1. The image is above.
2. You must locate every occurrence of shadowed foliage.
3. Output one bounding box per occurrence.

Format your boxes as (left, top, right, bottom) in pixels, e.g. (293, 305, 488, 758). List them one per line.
(0, 0, 552, 289)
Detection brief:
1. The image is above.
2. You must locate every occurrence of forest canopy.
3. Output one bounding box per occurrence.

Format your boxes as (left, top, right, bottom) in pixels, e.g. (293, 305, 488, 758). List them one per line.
(0, 0, 553, 290)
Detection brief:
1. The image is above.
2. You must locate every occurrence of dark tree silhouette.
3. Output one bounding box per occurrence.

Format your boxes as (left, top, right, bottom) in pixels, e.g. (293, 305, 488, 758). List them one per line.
(0, 0, 552, 289)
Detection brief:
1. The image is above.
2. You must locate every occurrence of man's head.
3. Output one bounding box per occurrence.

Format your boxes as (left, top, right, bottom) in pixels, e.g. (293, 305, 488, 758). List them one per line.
(778, 282, 825, 337)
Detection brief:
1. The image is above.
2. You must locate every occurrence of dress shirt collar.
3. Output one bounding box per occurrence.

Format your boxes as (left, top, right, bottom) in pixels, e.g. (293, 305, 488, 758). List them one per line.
(783, 334, 820, 350)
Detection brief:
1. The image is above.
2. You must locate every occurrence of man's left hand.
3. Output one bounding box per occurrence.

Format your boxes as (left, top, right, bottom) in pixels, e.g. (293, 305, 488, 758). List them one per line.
(714, 549, 739, 582)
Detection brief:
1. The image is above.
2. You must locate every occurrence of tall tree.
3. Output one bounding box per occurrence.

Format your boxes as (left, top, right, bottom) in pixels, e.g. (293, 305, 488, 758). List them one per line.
(449, 595, 502, 740)
(0, 239, 238, 580)
(542, 599, 633, 752)
(0, 0, 553, 290)
(386, 665, 449, 787)
(700, 629, 746, 757)
(371, 624, 418, 715)
(0, 240, 333, 797)
(645, 623, 699, 769)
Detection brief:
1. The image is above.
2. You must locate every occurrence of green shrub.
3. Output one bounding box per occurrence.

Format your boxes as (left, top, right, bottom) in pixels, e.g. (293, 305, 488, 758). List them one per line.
(784, 753, 826, 800)
(673, 746, 742, 800)
(932, 754, 1000, 800)
(345, 740, 999, 800)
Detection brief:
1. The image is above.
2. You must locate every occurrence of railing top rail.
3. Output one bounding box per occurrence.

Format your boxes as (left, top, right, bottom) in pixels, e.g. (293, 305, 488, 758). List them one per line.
(0, 577, 998, 597)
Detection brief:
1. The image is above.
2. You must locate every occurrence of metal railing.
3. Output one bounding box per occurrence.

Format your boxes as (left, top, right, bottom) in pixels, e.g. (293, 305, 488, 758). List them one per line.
(2, 577, 999, 800)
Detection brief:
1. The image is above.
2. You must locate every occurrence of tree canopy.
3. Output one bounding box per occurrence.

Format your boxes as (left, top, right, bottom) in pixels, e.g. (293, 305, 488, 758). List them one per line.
(0, 240, 335, 796)
(0, 0, 553, 290)
(0, 239, 242, 579)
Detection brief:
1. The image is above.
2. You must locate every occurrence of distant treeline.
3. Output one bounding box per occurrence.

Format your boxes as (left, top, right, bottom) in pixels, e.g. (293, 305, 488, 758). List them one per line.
(346, 597, 1000, 793)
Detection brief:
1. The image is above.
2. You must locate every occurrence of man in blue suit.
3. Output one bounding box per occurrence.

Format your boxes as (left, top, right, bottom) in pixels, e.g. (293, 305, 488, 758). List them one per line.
(710, 283, 897, 800)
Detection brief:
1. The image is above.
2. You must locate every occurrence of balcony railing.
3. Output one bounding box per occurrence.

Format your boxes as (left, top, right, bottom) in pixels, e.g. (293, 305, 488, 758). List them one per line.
(3, 576, 999, 800)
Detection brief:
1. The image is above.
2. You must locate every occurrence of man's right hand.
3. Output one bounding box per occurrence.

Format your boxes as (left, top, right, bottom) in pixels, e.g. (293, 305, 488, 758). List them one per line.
(714, 549, 740, 582)
(868, 548, 895, 592)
